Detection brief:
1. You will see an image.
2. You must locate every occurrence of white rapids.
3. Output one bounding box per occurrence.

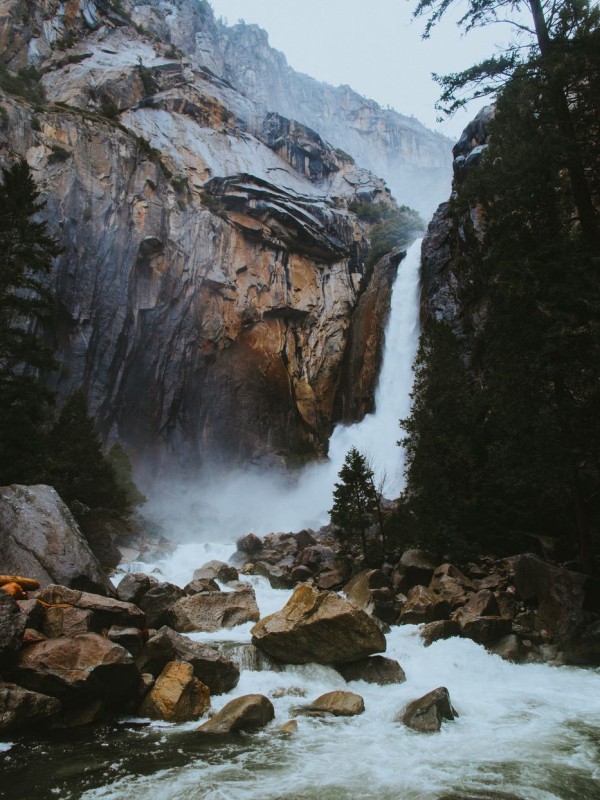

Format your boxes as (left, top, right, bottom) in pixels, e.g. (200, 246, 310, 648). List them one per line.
(89, 544, 600, 800)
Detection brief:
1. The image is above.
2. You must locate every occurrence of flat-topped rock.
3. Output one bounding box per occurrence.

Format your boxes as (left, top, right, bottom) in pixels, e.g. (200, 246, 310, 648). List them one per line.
(38, 585, 145, 629)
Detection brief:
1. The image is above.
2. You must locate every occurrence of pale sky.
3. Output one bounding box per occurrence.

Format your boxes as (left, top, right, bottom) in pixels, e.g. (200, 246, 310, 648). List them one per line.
(209, 0, 521, 140)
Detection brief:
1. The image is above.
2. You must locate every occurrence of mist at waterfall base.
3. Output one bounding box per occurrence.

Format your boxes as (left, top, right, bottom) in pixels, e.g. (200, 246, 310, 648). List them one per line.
(142, 238, 422, 545)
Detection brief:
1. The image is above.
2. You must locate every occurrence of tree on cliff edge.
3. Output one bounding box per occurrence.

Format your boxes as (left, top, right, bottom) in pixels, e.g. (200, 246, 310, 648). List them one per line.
(0, 160, 61, 483)
(414, 0, 600, 245)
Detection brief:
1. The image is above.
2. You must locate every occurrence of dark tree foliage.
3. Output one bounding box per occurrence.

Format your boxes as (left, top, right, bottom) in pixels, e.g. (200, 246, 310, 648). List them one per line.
(43, 391, 129, 522)
(401, 56, 600, 568)
(0, 160, 61, 484)
(330, 447, 381, 559)
(414, 0, 600, 246)
(107, 442, 147, 510)
(400, 319, 480, 557)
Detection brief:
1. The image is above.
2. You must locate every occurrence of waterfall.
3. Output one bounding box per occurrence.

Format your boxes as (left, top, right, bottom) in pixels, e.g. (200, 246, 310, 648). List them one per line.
(325, 236, 422, 497)
(141, 238, 422, 540)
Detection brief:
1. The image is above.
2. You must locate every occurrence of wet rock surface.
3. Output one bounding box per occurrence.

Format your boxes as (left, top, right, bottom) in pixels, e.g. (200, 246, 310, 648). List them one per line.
(251, 584, 386, 665)
(399, 686, 458, 733)
(197, 693, 274, 735)
(135, 626, 239, 694)
(301, 690, 365, 717)
(138, 660, 210, 723)
(0, 485, 114, 596)
(335, 655, 406, 685)
(167, 587, 260, 633)
(0, 682, 61, 730)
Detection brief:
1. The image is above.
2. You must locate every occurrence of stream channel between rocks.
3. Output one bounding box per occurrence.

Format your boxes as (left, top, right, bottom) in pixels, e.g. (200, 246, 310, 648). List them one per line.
(2, 540, 600, 800)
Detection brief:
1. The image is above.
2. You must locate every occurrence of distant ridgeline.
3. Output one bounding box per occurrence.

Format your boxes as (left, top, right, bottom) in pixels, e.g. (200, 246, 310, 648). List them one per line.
(399, 17, 600, 570)
(0, 0, 430, 480)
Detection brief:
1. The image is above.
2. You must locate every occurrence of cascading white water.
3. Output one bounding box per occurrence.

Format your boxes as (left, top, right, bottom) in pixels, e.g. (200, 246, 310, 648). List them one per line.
(142, 237, 422, 542)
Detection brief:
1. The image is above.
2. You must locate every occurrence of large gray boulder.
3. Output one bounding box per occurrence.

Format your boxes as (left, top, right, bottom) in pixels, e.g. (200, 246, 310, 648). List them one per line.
(251, 584, 386, 665)
(0, 485, 114, 595)
(167, 587, 260, 633)
(136, 626, 240, 694)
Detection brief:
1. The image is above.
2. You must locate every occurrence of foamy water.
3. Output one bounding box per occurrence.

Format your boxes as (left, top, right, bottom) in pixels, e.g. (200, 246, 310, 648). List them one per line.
(95, 547, 600, 800)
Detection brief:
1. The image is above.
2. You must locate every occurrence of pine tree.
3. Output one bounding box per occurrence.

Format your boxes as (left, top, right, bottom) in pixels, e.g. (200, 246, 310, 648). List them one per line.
(0, 160, 61, 484)
(414, 0, 600, 245)
(43, 391, 128, 521)
(330, 447, 381, 559)
(106, 442, 147, 510)
(400, 319, 480, 556)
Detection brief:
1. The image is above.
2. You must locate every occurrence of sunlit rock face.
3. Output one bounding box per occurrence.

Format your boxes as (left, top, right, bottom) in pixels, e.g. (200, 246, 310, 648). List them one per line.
(0, 0, 412, 474)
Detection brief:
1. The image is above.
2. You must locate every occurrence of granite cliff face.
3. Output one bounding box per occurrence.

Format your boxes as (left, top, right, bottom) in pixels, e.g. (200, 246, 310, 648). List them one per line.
(0, 0, 420, 475)
(123, 3, 452, 219)
(420, 106, 493, 332)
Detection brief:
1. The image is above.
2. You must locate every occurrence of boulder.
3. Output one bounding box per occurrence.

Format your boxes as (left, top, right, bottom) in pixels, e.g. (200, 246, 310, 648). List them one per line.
(315, 568, 346, 591)
(335, 655, 406, 685)
(399, 549, 438, 588)
(299, 545, 337, 572)
(116, 573, 159, 606)
(458, 616, 512, 644)
(139, 660, 210, 723)
(17, 598, 45, 629)
(420, 620, 461, 647)
(193, 561, 239, 584)
(429, 564, 476, 609)
(136, 626, 239, 694)
(12, 633, 140, 708)
(0, 582, 26, 599)
(399, 686, 457, 733)
(487, 634, 528, 663)
(295, 529, 317, 551)
(0, 682, 61, 730)
(508, 553, 586, 640)
(290, 565, 314, 583)
(138, 582, 185, 628)
(197, 694, 274, 734)
(453, 590, 511, 643)
(0, 592, 26, 666)
(236, 533, 263, 554)
(107, 626, 145, 657)
(183, 578, 220, 595)
(252, 562, 293, 589)
(455, 589, 500, 619)
(251, 584, 386, 665)
(0, 484, 114, 595)
(23, 628, 47, 645)
(38, 585, 145, 629)
(279, 718, 298, 735)
(302, 690, 364, 716)
(166, 588, 260, 633)
(42, 606, 94, 638)
(398, 585, 450, 624)
(344, 569, 391, 613)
